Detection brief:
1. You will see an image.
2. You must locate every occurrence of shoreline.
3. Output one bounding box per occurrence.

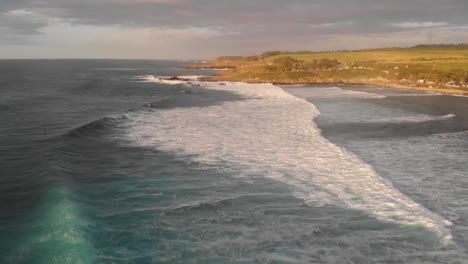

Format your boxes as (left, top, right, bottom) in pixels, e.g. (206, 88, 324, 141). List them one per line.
(184, 45, 468, 97)
(197, 74, 468, 97)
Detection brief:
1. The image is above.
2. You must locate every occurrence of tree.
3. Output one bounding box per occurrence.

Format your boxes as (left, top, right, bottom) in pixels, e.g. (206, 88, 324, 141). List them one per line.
(260, 51, 283, 59)
(274, 56, 302, 71)
(264, 64, 278, 72)
(318, 58, 340, 69)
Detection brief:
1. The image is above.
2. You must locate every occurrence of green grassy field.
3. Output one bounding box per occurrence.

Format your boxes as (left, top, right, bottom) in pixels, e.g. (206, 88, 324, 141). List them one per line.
(268, 49, 468, 64)
(207, 45, 468, 94)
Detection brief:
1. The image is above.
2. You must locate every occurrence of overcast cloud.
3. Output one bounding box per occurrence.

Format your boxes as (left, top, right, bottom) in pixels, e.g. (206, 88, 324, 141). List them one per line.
(0, 0, 467, 58)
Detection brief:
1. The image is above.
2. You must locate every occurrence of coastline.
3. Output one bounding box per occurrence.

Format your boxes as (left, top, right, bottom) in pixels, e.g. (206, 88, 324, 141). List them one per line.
(185, 46, 468, 97)
(196, 72, 468, 97)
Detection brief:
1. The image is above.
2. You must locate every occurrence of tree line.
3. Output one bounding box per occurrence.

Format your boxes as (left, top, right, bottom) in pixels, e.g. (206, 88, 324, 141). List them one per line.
(265, 56, 340, 72)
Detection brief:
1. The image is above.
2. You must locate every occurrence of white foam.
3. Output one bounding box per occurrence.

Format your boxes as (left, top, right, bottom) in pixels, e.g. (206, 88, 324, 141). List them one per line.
(449, 93, 468, 98)
(387, 93, 442, 97)
(386, 91, 468, 98)
(132, 75, 200, 85)
(295, 87, 386, 99)
(365, 113, 456, 123)
(121, 82, 452, 242)
(177, 75, 204, 81)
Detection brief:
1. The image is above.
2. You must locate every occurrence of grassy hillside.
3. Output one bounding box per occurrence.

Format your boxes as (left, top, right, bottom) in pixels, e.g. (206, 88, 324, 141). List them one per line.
(203, 45, 468, 95)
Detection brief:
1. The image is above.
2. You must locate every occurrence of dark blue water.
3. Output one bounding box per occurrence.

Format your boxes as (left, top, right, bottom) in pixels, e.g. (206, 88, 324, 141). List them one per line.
(1, 61, 468, 263)
(0, 60, 232, 263)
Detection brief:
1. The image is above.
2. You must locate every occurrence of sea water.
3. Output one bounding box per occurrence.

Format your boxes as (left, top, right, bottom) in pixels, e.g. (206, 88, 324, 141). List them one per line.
(1, 60, 467, 263)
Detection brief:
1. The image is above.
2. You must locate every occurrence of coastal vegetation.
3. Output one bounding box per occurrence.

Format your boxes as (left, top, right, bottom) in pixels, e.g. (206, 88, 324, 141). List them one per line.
(197, 44, 468, 95)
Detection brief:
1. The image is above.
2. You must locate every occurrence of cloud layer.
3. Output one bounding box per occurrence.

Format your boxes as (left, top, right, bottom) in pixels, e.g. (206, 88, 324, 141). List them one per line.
(1, 0, 467, 58)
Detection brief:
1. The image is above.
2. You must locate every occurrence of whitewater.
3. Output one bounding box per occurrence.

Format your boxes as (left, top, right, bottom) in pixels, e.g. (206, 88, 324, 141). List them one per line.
(121, 81, 453, 242)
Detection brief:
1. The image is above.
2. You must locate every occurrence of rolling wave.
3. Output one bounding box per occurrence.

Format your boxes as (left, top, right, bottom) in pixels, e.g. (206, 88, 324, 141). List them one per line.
(318, 113, 465, 139)
(364, 113, 456, 123)
(290, 86, 386, 99)
(0, 103, 161, 263)
(54, 100, 172, 141)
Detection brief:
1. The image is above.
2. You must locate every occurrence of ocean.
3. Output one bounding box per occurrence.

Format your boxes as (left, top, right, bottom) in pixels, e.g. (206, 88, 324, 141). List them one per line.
(1, 60, 467, 263)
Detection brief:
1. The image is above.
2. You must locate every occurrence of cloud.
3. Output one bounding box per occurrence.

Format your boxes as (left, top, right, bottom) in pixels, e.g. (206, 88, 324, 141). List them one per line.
(2, 0, 466, 29)
(0, 9, 51, 34)
(144, 26, 238, 39)
(391, 22, 451, 29)
(0, 0, 467, 58)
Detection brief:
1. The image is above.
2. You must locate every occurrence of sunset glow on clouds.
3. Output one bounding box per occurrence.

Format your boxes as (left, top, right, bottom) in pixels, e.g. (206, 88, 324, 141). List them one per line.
(0, 0, 467, 58)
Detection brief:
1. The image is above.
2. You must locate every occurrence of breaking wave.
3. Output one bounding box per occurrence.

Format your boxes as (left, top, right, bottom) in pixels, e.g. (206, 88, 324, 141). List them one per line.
(364, 113, 456, 124)
(294, 87, 386, 99)
(132, 75, 201, 85)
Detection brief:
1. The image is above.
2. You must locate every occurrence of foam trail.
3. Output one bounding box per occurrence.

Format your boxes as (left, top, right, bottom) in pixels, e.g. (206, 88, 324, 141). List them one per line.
(122, 82, 453, 243)
(297, 87, 386, 99)
(364, 113, 456, 123)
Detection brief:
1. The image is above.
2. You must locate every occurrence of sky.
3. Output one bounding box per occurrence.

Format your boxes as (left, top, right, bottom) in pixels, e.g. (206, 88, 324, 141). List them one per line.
(0, 0, 467, 59)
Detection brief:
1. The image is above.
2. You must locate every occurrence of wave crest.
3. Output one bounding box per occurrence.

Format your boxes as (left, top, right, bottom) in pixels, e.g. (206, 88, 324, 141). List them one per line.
(133, 75, 200, 85)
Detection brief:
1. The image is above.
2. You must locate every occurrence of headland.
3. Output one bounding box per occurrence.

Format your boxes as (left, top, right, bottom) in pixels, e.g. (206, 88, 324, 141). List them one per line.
(185, 44, 468, 96)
